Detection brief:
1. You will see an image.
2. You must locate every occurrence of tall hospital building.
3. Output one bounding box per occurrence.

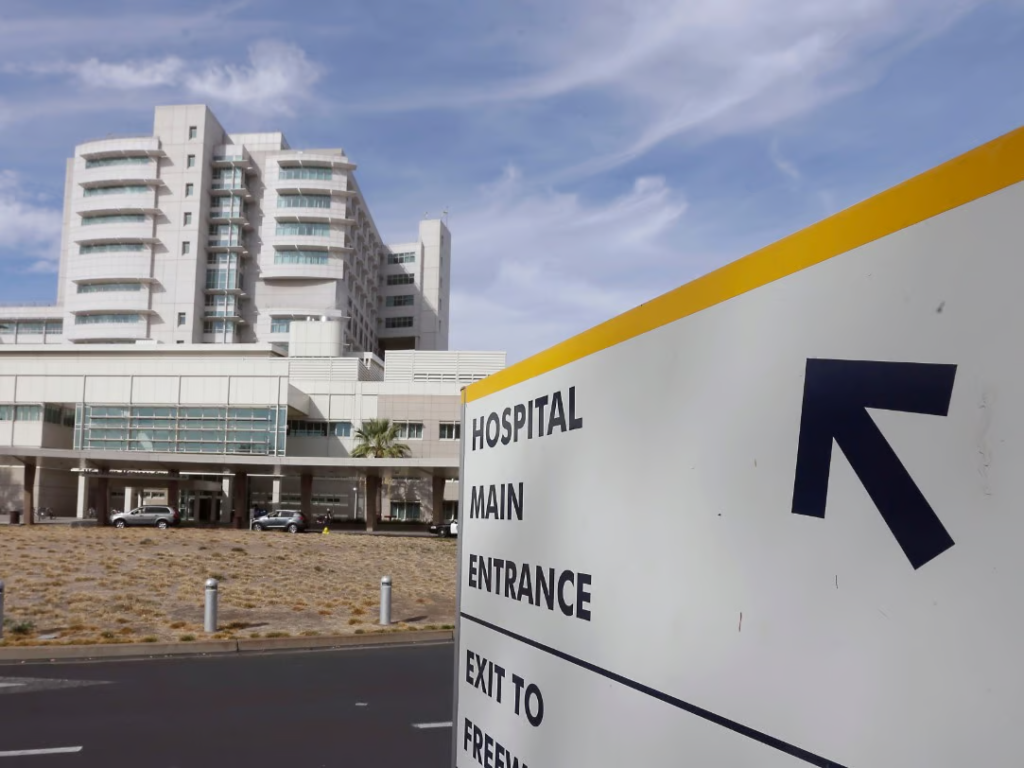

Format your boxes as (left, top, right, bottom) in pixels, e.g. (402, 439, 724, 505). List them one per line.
(0, 105, 505, 525)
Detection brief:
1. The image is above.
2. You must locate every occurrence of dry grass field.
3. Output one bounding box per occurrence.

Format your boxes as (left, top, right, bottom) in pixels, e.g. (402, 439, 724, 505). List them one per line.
(0, 527, 457, 646)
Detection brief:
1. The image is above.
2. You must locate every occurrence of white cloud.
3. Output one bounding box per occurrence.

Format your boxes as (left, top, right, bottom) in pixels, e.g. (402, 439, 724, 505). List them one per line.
(769, 138, 802, 183)
(0, 171, 63, 272)
(185, 41, 323, 115)
(5, 40, 321, 117)
(359, 0, 986, 177)
(76, 57, 185, 89)
(446, 168, 690, 361)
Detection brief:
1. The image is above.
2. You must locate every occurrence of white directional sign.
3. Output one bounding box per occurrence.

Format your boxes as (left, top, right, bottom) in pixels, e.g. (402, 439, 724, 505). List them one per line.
(452, 125, 1024, 768)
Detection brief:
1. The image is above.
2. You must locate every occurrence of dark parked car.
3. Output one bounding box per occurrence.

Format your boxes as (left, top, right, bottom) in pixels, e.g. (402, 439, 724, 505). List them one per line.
(111, 505, 180, 529)
(251, 509, 307, 533)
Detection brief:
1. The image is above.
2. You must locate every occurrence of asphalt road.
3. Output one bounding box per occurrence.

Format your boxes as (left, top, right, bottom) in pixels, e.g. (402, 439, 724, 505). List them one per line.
(0, 642, 455, 768)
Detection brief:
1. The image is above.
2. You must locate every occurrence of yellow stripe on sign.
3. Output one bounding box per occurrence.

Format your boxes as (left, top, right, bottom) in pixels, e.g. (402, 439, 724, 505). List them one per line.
(464, 125, 1024, 404)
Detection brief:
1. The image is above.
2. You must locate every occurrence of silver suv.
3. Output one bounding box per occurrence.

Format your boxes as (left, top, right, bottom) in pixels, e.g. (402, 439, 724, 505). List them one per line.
(251, 509, 307, 533)
(111, 505, 180, 529)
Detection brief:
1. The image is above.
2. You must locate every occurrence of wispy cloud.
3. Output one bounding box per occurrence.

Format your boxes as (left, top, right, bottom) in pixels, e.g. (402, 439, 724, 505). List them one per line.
(3, 40, 322, 117)
(769, 138, 802, 183)
(445, 167, 689, 360)
(0, 171, 63, 273)
(355, 0, 986, 178)
(185, 41, 323, 115)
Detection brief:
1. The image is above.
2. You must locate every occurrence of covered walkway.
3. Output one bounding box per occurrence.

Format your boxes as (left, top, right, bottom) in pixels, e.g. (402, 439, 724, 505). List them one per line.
(0, 447, 459, 531)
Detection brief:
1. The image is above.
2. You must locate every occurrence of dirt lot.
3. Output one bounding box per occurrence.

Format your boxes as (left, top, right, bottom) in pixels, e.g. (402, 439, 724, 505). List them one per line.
(0, 527, 457, 646)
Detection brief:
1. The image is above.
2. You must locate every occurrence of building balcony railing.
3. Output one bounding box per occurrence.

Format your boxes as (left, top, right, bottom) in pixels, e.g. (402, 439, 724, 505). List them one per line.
(65, 316, 149, 342)
(68, 289, 152, 314)
(73, 192, 159, 217)
(207, 238, 249, 254)
(271, 175, 353, 197)
(73, 221, 157, 245)
(77, 136, 163, 160)
(258, 260, 346, 282)
(77, 164, 161, 187)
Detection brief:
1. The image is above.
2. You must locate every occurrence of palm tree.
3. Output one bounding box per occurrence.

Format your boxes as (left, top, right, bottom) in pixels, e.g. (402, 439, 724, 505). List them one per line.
(351, 419, 410, 530)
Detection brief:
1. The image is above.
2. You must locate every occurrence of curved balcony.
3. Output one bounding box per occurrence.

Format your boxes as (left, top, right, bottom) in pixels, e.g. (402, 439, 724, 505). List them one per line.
(77, 163, 161, 188)
(73, 220, 157, 245)
(276, 152, 356, 171)
(266, 229, 350, 253)
(259, 259, 346, 282)
(73, 191, 159, 217)
(270, 171, 353, 197)
(65, 315, 150, 343)
(77, 136, 163, 160)
(68, 258, 153, 285)
(68, 287, 152, 315)
(272, 198, 354, 225)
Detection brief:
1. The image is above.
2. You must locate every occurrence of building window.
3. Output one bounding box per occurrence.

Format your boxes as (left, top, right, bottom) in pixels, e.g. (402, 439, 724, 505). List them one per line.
(79, 243, 145, 254)
(187, 154, 196, 168)
(74, 313, 142, 325)
(270, 318, 292, 334)
(439, 422, 461, 440)
(391, 502, 422, 521)
(387, 252, 416, 264)
(81, 213, 145, 226)
(331, 421, 352, 437)
(181, 241, 191, 254)
(273, 250, 329, 265)
(185, 183, 194, 197)
(77, 282, 142, 294)
(85, 156, 150, 168)
(288, 420, 328, 437)
(277, 194, 332, 209)
(204, 294, 237, 317)
(14, 405, 42, 422)
(45, 320, 63, 334)
(188, 126, 197, 139)
(183, 212, 192, 225)
(394, 422, 424, 440)
(75, 404, 286, 456)
(83, 185, 149, 197)
(177, 312, 186, 326)
(385, 295, 414, 307)
(278, 166, 331, 181)
(386, 273, 414, 286)
(275, 222, 330, 237)
(385, 316, 414, 329)
(205, 267, 240, 290)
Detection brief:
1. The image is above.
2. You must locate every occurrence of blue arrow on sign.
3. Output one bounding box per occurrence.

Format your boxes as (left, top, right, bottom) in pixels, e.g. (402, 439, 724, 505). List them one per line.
(791, 359, 958, 569)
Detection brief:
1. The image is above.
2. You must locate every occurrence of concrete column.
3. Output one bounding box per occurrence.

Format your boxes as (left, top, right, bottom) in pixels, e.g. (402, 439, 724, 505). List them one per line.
(300, 473, 313, 522)
(124, 486, 134, 514)
(22, 462, 36, 526)
(232, 472, 248, 529)
(76, 473, 89, 519)
(432, 475, 446, 525)
(96, 475, 110, 527)
(271, 477, 281, 506)
(364, 474, 380, 532)
(220, 477, 232, 526)
(167, 471, 180, 513)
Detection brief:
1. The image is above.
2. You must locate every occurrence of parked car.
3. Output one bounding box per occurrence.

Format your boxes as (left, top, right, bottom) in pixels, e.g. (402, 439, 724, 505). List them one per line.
(430, 519, 459, 538)
(251, 509, 307, 533)
(111, 505, 180, 529)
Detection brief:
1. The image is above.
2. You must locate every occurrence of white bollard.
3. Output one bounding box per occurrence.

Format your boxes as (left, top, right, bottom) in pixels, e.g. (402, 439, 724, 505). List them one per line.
(204, 578, 219, 633)
(0, 579, 5, 640)
(380, 576, 392, 626)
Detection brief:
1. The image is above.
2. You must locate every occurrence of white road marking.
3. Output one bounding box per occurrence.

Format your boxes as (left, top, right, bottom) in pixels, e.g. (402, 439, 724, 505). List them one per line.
(355, 702, 368, 707)
(0, 684, 25, 689)
(412, 721, 453, 730)
(0, 747, 83, 757)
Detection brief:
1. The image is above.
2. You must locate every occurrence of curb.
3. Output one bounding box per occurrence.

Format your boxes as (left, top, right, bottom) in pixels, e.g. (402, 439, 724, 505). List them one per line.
(0, 630, 454, 663)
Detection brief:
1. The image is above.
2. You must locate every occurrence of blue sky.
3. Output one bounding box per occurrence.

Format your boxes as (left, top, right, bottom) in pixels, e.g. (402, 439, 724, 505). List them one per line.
(1, 0, 1023, 361)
